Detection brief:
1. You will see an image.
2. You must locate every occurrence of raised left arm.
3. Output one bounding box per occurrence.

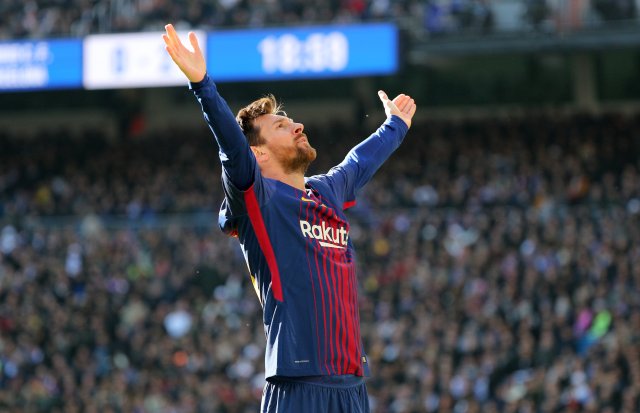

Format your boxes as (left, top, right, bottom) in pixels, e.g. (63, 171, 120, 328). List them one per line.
(317, 91, 417, 207)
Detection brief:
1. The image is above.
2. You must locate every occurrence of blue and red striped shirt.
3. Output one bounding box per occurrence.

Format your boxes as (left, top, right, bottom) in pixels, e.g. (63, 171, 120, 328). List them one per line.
(191, 74, 409, 378)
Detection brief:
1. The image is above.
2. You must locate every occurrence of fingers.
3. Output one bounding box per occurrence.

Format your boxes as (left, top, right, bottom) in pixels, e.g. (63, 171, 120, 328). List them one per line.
(378, 90, 390, 104)
(163, 24, 180, 59)
(393, 94, 415, 114)
(406, 101, 417, 118)
(164, 24, 180, 46)
(401, 98, 416, 115)
(188, 31, 202, 57)
(162, 23, 207, 82)
(394, 95, 409, 111)
(163, 26, 202, 56)
(392, 94, 410, 110)
(162, 34, 174, 56)
(380, 90, 417, 119)
(163, 25, 197, 64)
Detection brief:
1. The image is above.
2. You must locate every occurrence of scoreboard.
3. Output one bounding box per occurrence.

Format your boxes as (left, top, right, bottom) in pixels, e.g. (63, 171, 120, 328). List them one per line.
(207, 23, 397, 81)
(0, 23, 398, 92)
(0, 39, 82, 91)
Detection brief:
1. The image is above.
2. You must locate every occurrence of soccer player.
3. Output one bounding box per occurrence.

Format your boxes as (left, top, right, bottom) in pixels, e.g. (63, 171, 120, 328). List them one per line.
(163, 24, 416, 413)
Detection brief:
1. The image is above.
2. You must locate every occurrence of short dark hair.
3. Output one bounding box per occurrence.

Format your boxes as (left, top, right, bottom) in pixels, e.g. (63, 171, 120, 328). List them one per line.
(236, 94, 284, 146)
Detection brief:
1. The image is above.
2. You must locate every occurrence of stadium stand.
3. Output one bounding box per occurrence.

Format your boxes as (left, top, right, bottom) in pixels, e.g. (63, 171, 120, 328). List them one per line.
(1, 113, 639, 412)
(1, 0, 637, 40)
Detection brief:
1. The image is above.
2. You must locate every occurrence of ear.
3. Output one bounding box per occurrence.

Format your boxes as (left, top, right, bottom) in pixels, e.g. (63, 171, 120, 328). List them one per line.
(250, 146, 269, 164)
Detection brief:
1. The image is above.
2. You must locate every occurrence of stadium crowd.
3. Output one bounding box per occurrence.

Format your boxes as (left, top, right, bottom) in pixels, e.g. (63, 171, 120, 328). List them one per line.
(0, 111, 639, 412)
(0, 0, 439, 39)
(1, 0, 637, 40)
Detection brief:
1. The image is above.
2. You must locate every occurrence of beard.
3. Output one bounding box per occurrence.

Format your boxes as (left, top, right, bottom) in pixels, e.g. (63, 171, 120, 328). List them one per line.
(282, 143, 317, 174)
(274, 136, 317, 175)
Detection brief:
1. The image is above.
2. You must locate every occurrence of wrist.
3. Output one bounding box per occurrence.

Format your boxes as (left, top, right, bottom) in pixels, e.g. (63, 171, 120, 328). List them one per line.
(189, 71, 206, 83)
(189, 72, 209, 90)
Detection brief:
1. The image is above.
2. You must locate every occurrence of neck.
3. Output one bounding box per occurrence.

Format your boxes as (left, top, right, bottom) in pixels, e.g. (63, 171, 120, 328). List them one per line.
(263, 170, 306, 191)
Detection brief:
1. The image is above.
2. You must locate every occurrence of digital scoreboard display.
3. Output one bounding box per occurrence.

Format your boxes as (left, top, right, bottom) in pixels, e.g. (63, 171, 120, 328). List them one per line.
(0, 39, 82, 91)
(0, 23, 398, 92)
(207, 23, 398, 81)
(83, 31, 207, 90)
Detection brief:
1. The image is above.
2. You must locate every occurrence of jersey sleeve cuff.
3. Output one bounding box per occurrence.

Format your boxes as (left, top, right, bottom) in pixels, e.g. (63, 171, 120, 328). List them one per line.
(189, 73, 211, 91)
(388, 115, 409, 133)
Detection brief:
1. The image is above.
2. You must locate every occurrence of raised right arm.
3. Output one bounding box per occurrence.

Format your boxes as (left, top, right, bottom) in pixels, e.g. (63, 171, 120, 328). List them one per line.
(190, 75, 256, 190)
(163, 24, 255, 190)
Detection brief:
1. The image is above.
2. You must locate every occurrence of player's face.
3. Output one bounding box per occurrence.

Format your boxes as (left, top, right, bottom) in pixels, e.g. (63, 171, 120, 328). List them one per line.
(254, 113, 317, 174)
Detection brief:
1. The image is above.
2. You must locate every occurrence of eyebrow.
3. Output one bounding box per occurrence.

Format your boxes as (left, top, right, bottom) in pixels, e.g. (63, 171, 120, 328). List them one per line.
(272, 117, 292, 126)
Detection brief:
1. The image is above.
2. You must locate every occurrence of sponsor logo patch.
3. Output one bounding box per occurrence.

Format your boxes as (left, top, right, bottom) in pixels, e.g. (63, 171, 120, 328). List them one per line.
(299, 220, 348, 249)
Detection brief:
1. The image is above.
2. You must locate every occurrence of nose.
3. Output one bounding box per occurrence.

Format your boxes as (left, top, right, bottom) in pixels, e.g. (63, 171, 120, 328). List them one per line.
(293, 122, 304, 135)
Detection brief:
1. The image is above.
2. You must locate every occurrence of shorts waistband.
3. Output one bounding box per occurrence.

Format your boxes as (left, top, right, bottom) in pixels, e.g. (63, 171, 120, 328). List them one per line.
(267, 374, 365, 388)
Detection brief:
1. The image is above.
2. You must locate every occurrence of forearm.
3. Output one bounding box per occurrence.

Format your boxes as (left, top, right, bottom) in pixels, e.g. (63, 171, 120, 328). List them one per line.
(344, 115, 408, 173)
(332, 115, 409, 195)
(190, 74, 255, 189)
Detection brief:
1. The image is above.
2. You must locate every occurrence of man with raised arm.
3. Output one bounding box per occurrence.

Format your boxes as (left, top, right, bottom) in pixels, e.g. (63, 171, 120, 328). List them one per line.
(163, 24, 416, 413)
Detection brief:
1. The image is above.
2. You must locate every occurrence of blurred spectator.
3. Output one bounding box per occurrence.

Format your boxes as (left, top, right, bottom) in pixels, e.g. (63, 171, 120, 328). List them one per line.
(592, 0, 636, 22)
(523, 0, 550, 31)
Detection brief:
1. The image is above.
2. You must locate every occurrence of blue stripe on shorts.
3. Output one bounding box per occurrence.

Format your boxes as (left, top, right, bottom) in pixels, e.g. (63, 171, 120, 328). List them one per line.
(261, 375, 370, 413)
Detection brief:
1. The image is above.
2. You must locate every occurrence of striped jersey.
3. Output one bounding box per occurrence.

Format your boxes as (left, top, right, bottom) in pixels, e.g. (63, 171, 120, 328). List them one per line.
(191, 75, 409, 378)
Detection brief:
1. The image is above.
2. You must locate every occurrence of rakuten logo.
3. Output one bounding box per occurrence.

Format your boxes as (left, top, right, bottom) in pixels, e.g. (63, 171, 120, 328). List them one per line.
(299, 220, 348, 249)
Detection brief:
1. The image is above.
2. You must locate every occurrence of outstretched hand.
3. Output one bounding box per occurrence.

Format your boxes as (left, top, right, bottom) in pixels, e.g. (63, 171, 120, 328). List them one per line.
(378, 90, 417, 128)
(162, 24, 206, 83)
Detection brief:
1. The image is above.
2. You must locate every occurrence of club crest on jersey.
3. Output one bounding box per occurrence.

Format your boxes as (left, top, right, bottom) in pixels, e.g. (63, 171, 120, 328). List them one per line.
(299, 220, 348, 249)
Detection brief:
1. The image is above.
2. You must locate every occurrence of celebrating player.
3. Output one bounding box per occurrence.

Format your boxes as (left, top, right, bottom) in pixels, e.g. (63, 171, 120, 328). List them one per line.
(163, 24, 416, 413)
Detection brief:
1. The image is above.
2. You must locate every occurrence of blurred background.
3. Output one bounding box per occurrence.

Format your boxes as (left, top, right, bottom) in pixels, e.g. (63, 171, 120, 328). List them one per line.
(1, 1, 639, 412)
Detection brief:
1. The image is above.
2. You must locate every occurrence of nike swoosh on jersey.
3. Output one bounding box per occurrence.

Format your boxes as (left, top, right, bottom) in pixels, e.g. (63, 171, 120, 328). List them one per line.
(301, 197, 328, 208)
